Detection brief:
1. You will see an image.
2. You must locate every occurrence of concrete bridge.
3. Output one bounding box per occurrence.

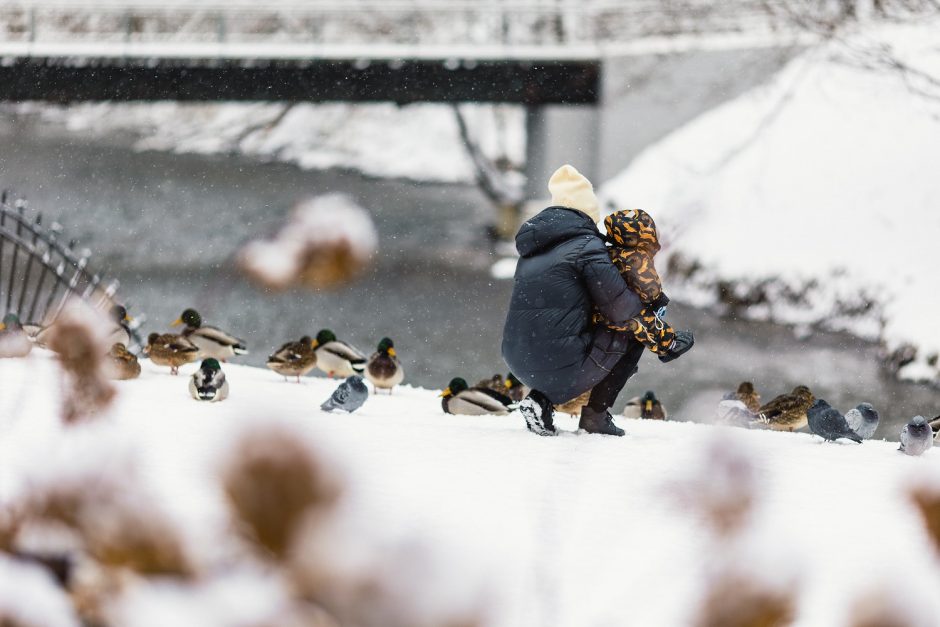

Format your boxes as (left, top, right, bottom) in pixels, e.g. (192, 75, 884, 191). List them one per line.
(0, 1, 816, 192)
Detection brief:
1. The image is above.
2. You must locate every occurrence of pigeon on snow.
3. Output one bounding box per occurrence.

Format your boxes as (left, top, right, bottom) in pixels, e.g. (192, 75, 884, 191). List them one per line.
(321, 375, 369, 413)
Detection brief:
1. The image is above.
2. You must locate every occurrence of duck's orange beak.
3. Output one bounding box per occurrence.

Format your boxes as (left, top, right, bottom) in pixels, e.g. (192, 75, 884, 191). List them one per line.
(0, 323, 5, 331)
(645, 400, 653, 413)
(125, 312, 133, 322)
(311, 339, 319, 349)
(504, 379, 512, 389)
(388, 347, 396, 357)
(171, 317, 183, 327)
(439, 387, 452, 398)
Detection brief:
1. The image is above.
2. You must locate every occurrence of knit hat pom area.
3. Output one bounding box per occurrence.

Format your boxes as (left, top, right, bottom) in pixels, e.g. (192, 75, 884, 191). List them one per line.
(548, 164, 600, 224)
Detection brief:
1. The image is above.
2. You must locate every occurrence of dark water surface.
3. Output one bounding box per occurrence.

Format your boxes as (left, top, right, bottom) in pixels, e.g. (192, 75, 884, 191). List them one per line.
(0, 118, 936, 439)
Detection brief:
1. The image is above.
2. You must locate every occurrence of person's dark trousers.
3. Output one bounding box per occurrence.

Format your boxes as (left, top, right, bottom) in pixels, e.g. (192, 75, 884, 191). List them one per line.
(587, 340, 645, 412)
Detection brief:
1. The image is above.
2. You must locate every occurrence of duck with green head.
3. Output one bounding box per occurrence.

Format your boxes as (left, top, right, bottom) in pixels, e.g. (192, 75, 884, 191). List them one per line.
(440, 377, 512, 416)
(266, 335, 317, 382)
(313, 329, 366, 378)
(623, 390, 667, 420)
(0, 313, 32, 358)
(172, 308, 247, 362)
(365, 337, 404, 393)
(189, 358, 229, 402)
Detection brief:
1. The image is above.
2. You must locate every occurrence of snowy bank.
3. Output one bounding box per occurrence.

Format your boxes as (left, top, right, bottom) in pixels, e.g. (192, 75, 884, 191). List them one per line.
(12, 101, 525, 184)
(3, 351, 940, 625)
(602, 19, 940, 386)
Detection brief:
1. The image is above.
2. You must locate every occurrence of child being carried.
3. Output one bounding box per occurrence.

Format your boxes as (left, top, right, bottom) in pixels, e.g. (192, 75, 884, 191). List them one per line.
(594, 208, 693, 362)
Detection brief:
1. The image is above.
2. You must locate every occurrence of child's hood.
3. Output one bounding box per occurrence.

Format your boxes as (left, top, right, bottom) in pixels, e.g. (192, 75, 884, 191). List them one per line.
(604, 209, 660, 253)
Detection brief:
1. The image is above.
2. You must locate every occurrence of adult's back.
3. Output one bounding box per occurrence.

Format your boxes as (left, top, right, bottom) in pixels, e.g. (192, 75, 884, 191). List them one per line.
(501, 171, 643, 405)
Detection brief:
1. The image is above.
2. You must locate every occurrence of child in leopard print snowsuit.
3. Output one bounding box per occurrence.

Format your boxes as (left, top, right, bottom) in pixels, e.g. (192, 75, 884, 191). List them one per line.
(593, 208, 676, 356)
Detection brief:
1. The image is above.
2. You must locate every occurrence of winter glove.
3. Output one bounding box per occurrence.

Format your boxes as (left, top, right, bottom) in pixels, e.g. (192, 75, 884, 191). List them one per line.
(658, 329, 694, 363)
(649, 292, 670, 319)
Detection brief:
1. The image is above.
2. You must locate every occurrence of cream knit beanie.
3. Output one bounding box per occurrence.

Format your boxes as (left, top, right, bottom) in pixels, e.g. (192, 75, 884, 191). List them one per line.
(548, 164, 600, 224)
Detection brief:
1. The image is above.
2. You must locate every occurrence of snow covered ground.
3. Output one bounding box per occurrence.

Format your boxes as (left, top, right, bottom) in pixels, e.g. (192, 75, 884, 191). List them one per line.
(601, 19, 940, 386)
(4, 350, 940, 625)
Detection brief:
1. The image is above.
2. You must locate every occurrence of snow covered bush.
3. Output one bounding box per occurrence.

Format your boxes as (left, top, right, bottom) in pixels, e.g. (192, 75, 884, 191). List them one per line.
(45, 300, 116, 424)
(239, 194, 378, 291)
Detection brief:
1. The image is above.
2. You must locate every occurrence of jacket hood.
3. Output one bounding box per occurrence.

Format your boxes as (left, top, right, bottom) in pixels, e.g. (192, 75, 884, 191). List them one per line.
(515, 207, 600, 257)
(603, 209, 660, 254)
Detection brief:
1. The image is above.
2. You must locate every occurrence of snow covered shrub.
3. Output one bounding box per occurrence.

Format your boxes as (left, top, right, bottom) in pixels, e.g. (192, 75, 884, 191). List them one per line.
(909, 485, 940, 554)
(695, 572, 795, 627)
(221, 424, 341, 561)
(238, 194, 377, 291)
(45, 300, 115, 424)
(0, 555, 80, 627)
(16, 445, 194, 579)
(674, 435, 757, 538)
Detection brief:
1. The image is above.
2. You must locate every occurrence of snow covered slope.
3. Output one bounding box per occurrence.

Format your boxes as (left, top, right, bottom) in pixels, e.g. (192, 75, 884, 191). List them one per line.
(3, 351, 940, 625)
(602, 19, 940, 386)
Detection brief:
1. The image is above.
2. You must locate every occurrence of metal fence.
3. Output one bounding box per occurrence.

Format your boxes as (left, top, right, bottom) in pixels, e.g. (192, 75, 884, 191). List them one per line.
(0, 191, 142, 348)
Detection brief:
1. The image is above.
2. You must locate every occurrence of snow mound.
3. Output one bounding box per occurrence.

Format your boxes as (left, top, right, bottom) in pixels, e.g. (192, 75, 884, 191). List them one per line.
(601, 19, 940, 385)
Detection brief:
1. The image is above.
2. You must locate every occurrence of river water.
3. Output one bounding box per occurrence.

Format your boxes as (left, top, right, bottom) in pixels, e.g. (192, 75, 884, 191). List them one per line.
(0, 116, 936, 439)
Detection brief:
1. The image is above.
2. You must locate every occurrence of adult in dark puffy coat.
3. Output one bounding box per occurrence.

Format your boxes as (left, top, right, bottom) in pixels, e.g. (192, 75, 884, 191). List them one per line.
(502, 164, 691, 436)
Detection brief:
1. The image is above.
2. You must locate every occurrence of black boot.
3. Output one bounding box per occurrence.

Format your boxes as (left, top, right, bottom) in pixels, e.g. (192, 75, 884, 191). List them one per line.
(579, 406, 625, 436)
(519, 390, 557, 437)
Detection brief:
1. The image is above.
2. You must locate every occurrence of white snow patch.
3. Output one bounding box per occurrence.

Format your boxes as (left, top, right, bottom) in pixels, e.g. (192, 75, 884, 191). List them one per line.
(602, 18, 940, 382)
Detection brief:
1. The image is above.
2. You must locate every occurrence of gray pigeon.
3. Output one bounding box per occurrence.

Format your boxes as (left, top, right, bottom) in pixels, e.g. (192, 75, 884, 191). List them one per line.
(189, 358, 229, 402)
(807, 399, 862, 443)
(899, 416, 933, 456)
(321, 375, 368, 413)
(844, 403, 879, 440)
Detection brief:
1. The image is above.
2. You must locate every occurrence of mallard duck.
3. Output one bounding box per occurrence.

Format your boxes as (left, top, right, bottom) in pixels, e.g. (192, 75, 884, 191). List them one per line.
(440, 377, 512, 415)
(144, 332, 199, 375)
(504, 373, 529, 403)
(752, 385, 815, 431)
(0, 313, 32, 358)
(189, 358, 229, 402)
(105, 342, 141, 380)
(313, 329, 366, 378)
(734, 381, 762, 414)
(172, 308, 247, 361)
(266, 336, 317, 382)
(474, 373, 504, 392)
(107, 304, 133, 347)
(365, 337, 404, 393)
(623, 390, 667, 420)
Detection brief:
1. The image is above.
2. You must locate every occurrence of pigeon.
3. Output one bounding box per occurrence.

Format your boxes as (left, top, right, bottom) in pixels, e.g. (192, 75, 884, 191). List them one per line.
(752, 385, 815, 431)
(189, 358, 229, 402)
(734, 381, 761, 414)
(321, 375, 369, 413)
(716, 399, 756, 427)
(807, 399, 862, 443)
(623, 390, 667, 420)
(844, 403, 880, 440)
(899, 416, 933, 456)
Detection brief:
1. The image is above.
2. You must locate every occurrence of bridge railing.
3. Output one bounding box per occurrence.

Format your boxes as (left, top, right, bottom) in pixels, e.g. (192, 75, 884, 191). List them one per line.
(0, 1, 828, 48)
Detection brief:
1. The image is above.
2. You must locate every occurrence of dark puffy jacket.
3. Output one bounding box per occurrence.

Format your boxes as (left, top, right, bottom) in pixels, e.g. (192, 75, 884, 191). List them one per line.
(501, 207, 644, 404)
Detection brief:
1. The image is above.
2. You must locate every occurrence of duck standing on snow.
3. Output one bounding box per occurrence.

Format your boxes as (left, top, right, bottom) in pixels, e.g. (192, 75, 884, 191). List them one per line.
(266, 336, 317, 382)
(844, 403, 880, 440)
(623, 390, 667, 420)
(807, 399, 862, 443)
(313, 329, 366, 378)
(0, 313, 32, 358)
(365, 337, 404, 393)
(189, 358, 229, 402)
(734, 381, 762, 414)
(321, 375, 368, 413)
(751, 385, 815, 432)
(105, 343, 141, 380)
(144, 332, 199, 375)
(173, 308, 247, 361)
(440, 377, 512, 416)
(899, 416, 933, 456)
